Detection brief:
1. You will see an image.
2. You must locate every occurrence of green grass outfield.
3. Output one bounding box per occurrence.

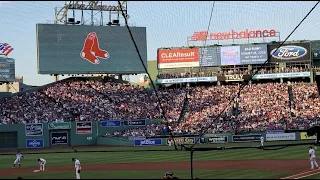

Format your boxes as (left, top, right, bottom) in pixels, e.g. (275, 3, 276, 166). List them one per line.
(0, 140, 315, 179)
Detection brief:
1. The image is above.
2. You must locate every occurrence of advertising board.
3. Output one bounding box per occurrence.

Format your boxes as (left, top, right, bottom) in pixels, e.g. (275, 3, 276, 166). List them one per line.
(123, 119, 146, 126)
(268, 42, 311, 63)
(266, 133, 296, 141)
(26, 139, 44, 148)
(239, 44, 268, 64)
(166, 137, 195, 145)
(232, 134, 261, 142)
(76, 122, 92, 134)
(300, 132, 317, 140)
(253, 72, 311, 80)
(51, 132, 68, 145)
(48, 122, 71, 130)
(133, 139, 162, 146)
(100, 120, 121, 127)
(157, 76, 217, 84)
(157, 48, 199, 69)
(25, 123, 43, 136)
(207, 136, 228, 143)
(37, 24, 147, 74)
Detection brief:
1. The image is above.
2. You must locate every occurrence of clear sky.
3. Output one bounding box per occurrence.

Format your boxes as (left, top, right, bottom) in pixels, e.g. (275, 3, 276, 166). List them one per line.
(0, 1, 319, 86)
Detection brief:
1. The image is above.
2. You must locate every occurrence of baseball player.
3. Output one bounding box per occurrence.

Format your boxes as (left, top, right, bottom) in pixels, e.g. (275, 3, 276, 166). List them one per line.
(168, 136, 173, 147)
(72, 158, 81, 179)
(38, 158, 46, 171)
(309, 146, 319, 169)
(260, 135, 264, 148)
(12, 151, 24, 168)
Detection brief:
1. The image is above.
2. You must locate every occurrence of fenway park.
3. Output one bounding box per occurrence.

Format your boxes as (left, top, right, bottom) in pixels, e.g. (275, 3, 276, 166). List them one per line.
(1, 1, 320, 179)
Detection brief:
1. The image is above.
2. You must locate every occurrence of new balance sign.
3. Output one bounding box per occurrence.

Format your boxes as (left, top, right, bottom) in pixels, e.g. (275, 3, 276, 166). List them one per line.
(266, 133, 296, 141)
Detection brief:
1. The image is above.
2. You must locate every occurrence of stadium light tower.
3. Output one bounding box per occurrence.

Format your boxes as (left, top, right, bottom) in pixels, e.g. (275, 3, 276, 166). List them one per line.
(54, 1, 128, 26)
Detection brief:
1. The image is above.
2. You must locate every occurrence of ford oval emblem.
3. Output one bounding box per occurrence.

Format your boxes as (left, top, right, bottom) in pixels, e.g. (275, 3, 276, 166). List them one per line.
(270, 45, 308, 60)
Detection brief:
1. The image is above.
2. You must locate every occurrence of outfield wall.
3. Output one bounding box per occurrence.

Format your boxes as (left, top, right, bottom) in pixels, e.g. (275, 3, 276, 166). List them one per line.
(0, 122, 315, 150)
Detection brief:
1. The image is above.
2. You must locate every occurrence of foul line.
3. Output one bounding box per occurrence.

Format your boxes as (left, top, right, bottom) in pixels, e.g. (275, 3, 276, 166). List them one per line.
(280, 169, 320, 179)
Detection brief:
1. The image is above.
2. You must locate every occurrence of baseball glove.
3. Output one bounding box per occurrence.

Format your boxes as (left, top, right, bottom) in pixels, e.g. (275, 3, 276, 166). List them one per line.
(78, 170, 81, 173)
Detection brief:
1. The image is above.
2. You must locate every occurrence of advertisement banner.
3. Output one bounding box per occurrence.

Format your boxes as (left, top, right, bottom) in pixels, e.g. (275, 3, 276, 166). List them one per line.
(123, 119, 146, 126)
(157, 76, 217, 84)
(218, 74, 251, 82)
(128, 136, 146, 140)
(25, 123, 43, 136)
(268, 42, 311, 63)
(157, 48, 199, 69)
(26, 139, 44, 148)
(300, 132, 317, 140)
(0, 57, 15, 82)
(266, 130, 285, 134)
(37, 24, 147, 74)
(232, 134, 261, 142)
(207, 136, 228, 144)
(253, 72, 311, 80)
(48, 122, 71, 130)
(100, 120, 121, 127)
(133, 139, 162, 146)
(240, 44, 268, 64)
(51, 132, 68, 145)
(266, 133, 296, 141)
(166, 137, 195, 145)
(76, 122, 92, 134)
(220, 46, 241, 65)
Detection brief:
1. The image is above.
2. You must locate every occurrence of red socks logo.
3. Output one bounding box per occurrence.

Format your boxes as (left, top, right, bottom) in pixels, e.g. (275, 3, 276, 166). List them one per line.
(80, 32, 110, 64)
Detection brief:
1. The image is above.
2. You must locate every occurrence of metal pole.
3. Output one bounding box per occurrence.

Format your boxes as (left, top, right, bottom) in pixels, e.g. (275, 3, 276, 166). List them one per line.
(190, 150, 194, 180)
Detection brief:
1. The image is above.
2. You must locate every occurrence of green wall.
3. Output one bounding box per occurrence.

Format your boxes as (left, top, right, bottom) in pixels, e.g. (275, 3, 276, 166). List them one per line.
(0, 121, 313, 150)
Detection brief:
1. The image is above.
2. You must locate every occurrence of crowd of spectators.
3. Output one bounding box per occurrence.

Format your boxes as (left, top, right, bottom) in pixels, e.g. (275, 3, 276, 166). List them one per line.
(0, 77, 319, 136)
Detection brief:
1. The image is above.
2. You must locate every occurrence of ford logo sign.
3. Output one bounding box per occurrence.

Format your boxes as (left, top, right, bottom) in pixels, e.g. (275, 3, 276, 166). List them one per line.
(270, 46, 308, 60)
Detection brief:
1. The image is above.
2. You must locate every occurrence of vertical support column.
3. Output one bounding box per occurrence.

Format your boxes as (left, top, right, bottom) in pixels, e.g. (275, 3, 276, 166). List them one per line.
(53, 74, 59, 82)
(190, 150, 194, 180)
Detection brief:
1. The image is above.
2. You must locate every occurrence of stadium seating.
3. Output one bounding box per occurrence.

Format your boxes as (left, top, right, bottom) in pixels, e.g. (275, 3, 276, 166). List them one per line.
(1, 73, 319, 136)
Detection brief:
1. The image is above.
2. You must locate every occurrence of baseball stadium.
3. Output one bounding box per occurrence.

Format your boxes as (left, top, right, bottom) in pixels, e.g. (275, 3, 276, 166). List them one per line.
(1, 1, 320, 179)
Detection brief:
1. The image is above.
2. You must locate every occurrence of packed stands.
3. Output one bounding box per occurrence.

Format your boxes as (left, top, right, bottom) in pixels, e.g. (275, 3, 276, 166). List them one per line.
(1, 74, 319, 136)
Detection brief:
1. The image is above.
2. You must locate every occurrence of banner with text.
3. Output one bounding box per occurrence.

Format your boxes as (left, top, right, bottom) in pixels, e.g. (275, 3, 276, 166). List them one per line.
(266, 130, 285, 134)
(266, 133, 296, 141)
(300, 132, 317, 140)
(48, 122, 71, 130)
(25, 123, 43, 136)
(134, 139, 162, 146)
(76, 122, 92, 134)
(157, 48, 199, 69)
(123, 119, 146, 126)
(218, 74, 251, 82)
(51, 132, 68, 145)
(207, 136, 228, 144)
(167, 137, 195, 145)
(100, 120, 121, 127)
(157, 76, 217, 84)
(232, 134, 261, 142)
(26, 139, 44, 148)
(253, 72, 311, 80)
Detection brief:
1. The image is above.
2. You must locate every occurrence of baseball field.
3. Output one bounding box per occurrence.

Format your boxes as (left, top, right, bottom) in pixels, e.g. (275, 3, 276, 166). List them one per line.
(0, 140, 320, 179)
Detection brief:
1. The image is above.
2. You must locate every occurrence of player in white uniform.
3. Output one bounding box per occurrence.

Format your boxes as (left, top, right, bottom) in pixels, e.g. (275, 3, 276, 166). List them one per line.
(309, 146, 319, 169)
(72, 158, 81, 179)
(260, 136, 264, 148)
(38, 158, 46, 171)
(12, 151, 24, 168)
